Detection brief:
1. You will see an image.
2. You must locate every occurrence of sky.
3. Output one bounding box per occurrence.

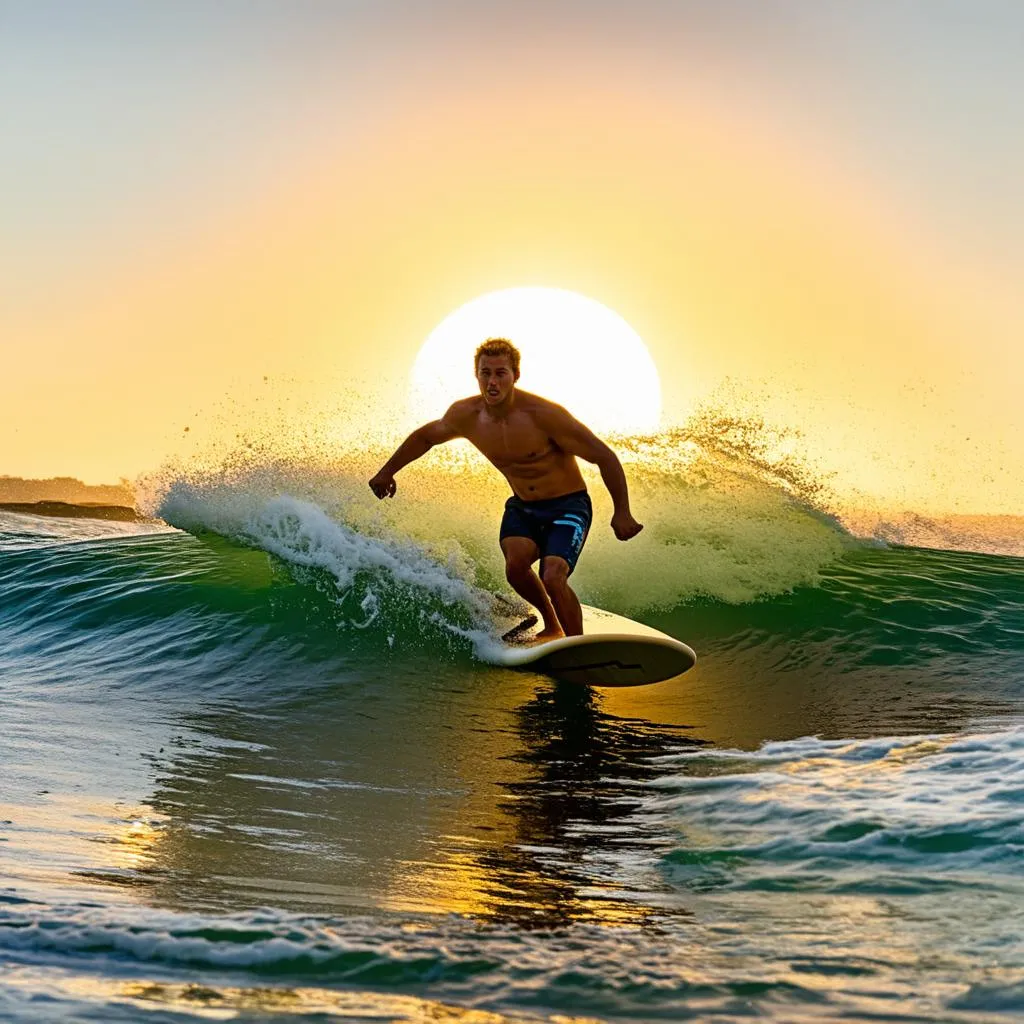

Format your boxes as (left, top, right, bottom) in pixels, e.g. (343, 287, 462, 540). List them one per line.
(2, 0, 1022, 514)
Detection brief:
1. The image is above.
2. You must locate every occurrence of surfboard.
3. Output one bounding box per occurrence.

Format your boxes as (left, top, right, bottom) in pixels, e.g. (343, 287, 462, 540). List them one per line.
(493, 604, 696, 687)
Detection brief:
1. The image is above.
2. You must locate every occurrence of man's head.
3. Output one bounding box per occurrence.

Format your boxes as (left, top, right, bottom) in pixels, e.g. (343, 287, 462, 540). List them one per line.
(474, 337, 520, 406)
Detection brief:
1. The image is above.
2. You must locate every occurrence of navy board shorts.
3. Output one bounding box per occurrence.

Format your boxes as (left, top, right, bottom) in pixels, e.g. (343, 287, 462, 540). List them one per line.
(499, 489, 593, 574)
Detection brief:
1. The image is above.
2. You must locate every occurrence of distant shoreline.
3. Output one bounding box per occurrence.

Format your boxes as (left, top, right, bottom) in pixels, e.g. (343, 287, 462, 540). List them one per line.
(0, 475, 135, 507)
(0, 501, 149, 523)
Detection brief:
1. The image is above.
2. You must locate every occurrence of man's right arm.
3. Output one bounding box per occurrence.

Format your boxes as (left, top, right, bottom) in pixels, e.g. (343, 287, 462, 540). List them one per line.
(368, 407, 462, 499)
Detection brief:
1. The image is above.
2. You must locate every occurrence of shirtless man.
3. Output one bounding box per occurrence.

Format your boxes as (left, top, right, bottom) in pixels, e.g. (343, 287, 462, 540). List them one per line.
(368, 337, 643, 638)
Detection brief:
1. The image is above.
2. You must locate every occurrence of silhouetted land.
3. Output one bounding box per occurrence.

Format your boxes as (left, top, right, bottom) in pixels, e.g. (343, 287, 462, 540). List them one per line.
(0, 477, 144, 521)
(0, 501, 147, 522)
(0, 475, 134, 506)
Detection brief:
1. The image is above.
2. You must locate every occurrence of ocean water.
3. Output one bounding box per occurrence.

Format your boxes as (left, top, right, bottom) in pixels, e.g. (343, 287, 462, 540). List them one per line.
(2, 441, 1023, 1023)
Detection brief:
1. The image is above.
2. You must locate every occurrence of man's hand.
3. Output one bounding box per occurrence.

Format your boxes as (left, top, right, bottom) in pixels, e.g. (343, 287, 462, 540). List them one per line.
(369, 471, 397, 499)
(611, 510, 643, 541)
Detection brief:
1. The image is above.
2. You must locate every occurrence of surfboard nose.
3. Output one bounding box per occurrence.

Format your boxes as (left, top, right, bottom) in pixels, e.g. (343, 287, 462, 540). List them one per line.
(534, 636, 696, 686)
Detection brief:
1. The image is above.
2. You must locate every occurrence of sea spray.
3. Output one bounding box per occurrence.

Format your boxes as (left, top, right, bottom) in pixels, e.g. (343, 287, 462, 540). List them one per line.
(156, 481, 503, 646)
(146, 411, 852, 629)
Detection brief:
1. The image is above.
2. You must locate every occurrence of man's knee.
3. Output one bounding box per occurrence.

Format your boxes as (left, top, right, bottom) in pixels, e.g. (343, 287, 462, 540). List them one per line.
(502, 538, 539, 581)
(505, 554, 534, 582)
(541, 558, 570, 589)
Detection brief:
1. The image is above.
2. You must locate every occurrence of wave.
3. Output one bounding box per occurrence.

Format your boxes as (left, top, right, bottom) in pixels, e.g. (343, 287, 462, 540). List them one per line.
(143, 416, 856, 614)
(0, 508, 172, 552)
(1, 517, 1021, 718)
(646, 725, 1024, 893)
(1, 419, 1022, 684)
(0, 896, 886, 1020)
(1, 416, 1021, 694)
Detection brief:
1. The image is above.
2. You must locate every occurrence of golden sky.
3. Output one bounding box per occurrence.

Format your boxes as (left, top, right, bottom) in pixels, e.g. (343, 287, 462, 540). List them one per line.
(2, 2, 1021, 514)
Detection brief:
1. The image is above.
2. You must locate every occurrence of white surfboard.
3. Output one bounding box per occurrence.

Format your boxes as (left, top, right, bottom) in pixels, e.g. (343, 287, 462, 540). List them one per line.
(493, 604, 696, 687)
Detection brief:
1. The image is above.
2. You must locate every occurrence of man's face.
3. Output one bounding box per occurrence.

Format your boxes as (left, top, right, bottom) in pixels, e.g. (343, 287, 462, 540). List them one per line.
(476, 355, 517, 405)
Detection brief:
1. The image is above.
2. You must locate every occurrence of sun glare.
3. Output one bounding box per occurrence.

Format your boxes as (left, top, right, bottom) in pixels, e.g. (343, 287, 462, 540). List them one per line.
(409, 288, 662, 435)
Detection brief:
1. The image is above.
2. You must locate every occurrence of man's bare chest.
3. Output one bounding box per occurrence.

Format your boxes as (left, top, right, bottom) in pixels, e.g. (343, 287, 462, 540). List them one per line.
(467, 415, 556, 467)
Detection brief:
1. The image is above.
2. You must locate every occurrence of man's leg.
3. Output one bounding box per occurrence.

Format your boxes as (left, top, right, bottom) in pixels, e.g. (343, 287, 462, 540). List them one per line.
(540, 556, 583, 636)
(501, 537, 563, 639)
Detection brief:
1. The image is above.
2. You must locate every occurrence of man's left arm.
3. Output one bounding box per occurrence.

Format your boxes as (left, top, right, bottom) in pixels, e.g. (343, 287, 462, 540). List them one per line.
(542, 407, 643, 541)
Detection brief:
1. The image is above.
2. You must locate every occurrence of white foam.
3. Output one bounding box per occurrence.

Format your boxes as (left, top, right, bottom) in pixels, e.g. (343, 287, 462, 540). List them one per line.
(157, 482, 508, 654)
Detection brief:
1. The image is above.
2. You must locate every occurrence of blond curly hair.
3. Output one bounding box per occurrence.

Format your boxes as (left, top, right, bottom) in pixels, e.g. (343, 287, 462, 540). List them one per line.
(474, 337, 520, 378)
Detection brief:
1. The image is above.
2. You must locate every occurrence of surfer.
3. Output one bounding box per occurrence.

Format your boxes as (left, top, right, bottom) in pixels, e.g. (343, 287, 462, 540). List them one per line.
(368, 338, 643, 638)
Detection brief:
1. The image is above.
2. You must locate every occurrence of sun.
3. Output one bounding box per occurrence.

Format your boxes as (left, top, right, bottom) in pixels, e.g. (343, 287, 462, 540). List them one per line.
(409, 287, 662, 435)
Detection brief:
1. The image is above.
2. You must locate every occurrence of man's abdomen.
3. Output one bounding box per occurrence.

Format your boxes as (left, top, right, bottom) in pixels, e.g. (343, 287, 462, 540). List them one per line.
(503, 454, 586, 502)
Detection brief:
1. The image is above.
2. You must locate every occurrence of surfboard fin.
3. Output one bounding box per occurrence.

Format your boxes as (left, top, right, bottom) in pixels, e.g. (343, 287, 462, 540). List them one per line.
(500, 615, 539, 642)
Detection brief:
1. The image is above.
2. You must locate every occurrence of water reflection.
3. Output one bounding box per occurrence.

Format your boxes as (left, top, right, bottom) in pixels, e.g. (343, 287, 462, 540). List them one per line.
(96, 666, 701, 927)
(398, 683, 702, 927)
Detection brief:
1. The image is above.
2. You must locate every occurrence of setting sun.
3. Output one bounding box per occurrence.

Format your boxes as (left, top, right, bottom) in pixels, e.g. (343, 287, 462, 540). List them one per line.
(409, 287, 662, 435)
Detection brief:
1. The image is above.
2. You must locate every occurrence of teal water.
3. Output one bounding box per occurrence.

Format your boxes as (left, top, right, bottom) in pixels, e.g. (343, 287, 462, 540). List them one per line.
(1, 492, 1022, 1022)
